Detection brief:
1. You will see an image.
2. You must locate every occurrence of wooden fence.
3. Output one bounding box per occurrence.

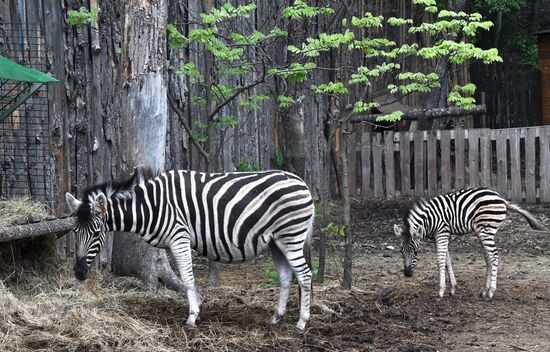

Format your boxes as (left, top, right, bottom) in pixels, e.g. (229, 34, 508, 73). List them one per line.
(349, 126, 550, 203)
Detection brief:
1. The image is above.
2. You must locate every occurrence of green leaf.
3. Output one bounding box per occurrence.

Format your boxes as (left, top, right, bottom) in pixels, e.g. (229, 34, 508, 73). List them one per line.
(67, 7, 98, 26)
(283, 0, 334, 20)
(278, 95, 296, 109)
(176, 62, 202, 78)
(312, 82, 349, 94)
(353, 101, 380, 113)
(167, 24, 186, 49)
(376, 111, 403, 122)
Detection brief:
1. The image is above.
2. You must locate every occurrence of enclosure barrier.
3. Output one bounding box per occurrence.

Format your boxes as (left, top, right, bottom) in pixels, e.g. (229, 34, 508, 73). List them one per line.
(349, 126, 550, 203)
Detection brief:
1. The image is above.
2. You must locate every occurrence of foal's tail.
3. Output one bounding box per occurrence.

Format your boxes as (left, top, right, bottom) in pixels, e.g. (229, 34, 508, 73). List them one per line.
(304, 216, 313, 272)
(506, 202, 546, 231)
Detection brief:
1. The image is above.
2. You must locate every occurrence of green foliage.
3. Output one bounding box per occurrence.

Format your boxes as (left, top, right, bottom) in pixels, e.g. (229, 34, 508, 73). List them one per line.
(236, 159, 261, 172)
(176, 62, 202, 79)
(239, 95, 269, 110)
(515, 35, 538, 70)
(312, 82, 349, 95)
(67, 7, 98, 26)
(376, 111, 404, 122)
(448, 84, 477, 109)
(200, 3, 257, 24)
(167, 24, 186, 49)
(270, 62, 316, 83)
(351, 13, 384, 28)
(274, 148, 285, 170)
(353, 101, 380, 114)
(314, 202, 323, 216)
(324, 222, 347, 237)
(213, 116, 240, 129)
(278, 95, 296, 109)
(474, 0, 524, 13)
(283, 0, 334, 19)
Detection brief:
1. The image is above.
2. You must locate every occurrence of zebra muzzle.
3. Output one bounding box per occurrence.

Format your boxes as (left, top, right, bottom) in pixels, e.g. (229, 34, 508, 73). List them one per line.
(74, 257, 90, 281)
(404, 267, 413, 277)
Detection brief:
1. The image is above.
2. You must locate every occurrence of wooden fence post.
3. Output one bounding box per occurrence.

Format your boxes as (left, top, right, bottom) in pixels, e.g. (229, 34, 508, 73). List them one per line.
(414, 132, 424, 196)
(373, 133, 383, 197)
(361, 132, 372, 198)
(496, 129, 509, 198)
(454, 129, 465, 190)
(384, 131, 395, 197)
(525, 128, 537, 203)
(399, 132, 410, 196)
(440, 130, 452, 193)
(427, 130, 438, 197)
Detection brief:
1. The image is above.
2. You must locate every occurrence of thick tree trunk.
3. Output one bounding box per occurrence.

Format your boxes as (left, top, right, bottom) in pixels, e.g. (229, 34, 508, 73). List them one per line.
(111, 0, 183, 292)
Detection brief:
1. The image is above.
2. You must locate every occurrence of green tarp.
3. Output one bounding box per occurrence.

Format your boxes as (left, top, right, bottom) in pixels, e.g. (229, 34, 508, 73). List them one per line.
(0, 54, 58, 83)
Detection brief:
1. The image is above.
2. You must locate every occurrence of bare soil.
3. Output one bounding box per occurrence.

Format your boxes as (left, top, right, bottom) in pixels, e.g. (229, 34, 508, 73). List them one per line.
(2, 199, 550, 351)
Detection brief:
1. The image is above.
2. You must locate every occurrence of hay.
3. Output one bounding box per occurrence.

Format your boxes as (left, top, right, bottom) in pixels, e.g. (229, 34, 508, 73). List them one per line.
(0, 273, 175, 352)
(0, 196, 49, 229)
(0, 197, 58, 284)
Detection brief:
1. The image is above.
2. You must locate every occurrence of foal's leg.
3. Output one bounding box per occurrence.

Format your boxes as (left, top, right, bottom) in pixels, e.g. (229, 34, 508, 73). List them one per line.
(170, 238, 201, 326)
(435, 232, 451, 299)
(477, 227, 499, 300)
(445, 249, 457, 296)
(269, 242, 294, 325)
(274, 238, 312, 331)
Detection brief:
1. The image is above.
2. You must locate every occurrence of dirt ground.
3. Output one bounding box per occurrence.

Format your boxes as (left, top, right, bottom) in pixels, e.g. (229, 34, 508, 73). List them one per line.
(1, 199, 550, 351)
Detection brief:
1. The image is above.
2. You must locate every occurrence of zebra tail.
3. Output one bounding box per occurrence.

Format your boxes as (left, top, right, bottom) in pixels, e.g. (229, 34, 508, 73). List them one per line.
(304, 217, 313, 272)
(506, 202, 546, 231)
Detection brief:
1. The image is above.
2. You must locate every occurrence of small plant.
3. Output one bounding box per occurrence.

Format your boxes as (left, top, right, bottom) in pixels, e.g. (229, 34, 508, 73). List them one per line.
(324, 222, 347, 237)
(274, 148, 284, 170)
(235, 159, 260, 172)
(67, 7, 98, 26)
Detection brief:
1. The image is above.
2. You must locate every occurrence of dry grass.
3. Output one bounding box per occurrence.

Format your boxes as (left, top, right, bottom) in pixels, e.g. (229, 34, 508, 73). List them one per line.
(0, 196, 49, 229)
(0, 271, 177, 352)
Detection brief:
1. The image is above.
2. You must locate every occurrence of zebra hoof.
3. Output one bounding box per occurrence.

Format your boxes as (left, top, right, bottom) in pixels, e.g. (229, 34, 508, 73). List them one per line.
(186, 315, 199, 327)
(480, 290, 493, 300)
(271, 313, 282, 325)
(296, 319, 308, 332)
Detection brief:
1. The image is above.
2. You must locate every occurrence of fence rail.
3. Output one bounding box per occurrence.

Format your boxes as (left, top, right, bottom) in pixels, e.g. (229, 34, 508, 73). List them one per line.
(350, 126, 550, 203)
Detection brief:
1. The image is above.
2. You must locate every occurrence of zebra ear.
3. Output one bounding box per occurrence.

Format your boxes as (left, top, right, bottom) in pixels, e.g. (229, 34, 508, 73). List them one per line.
(413, 225, 425, 241)
(94, 193, 108, 214)
(393, 224, 402, 237)
(65, 193, 83, 214)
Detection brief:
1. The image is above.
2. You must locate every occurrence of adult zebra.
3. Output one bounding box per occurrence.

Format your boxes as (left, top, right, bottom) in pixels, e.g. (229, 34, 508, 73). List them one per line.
(65, 168, 315, 330)
(393, 187, 544, 300)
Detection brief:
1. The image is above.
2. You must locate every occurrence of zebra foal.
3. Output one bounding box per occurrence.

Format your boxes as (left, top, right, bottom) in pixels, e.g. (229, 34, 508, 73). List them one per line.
(393, 187, 544, 300)
(65, 168, 315, 330)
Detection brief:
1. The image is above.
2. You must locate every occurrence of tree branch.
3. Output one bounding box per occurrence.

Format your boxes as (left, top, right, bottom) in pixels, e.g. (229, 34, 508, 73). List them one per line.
(349, 104, 486, 124)
(0, 217, 76, 243)
(206, 64, 266, 121)
(167, 93, 210, 161)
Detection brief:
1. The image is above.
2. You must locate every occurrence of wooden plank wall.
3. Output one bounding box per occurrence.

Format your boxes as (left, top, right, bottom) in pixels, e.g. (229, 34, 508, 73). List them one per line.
(352, 126, 550, 203)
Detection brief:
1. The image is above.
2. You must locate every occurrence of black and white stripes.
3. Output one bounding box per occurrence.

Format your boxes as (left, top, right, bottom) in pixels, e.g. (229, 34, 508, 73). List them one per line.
(66, 168, 314, 330)
(394, 187, 544, 300)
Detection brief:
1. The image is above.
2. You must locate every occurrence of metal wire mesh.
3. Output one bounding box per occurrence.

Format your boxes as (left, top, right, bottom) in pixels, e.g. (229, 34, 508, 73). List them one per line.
(0, 23, 52, 203)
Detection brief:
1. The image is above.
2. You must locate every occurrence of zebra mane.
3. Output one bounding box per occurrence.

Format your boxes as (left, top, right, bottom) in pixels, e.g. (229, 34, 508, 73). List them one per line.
(75, 167, 157, 225)
(81, 167, 157, 203)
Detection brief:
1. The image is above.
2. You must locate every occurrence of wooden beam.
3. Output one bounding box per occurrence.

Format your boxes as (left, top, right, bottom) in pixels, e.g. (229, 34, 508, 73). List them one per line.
(349, 104, 487, 124)
(0, 217, 75, 243)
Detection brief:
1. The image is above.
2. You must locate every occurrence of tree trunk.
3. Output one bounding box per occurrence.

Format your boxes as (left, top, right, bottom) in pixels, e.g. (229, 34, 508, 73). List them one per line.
(340, 120, 352, 289)
(111, 0, 183, 292)
(317, 118, 334, 283)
